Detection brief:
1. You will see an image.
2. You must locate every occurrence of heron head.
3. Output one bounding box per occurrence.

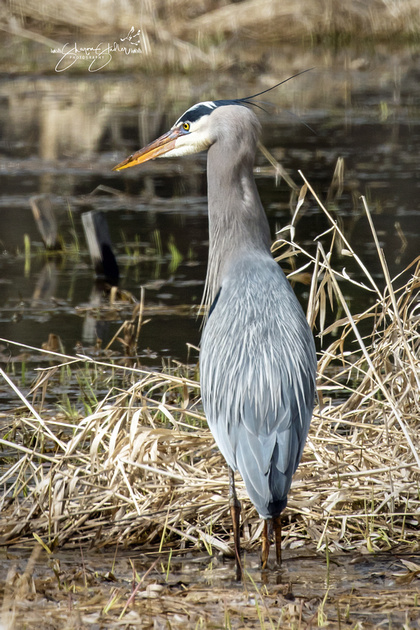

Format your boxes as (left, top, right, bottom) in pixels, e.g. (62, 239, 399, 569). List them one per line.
(112, 71, 314, 172)
(112, 100, 247, 171)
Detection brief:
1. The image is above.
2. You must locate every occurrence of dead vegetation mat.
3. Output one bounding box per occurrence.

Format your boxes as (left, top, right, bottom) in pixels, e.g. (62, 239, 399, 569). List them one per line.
(1, 179, 420, 563)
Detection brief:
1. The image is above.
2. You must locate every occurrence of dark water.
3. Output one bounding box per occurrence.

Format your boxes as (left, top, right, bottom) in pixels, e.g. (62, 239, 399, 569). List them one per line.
(0, 62, 419, 374)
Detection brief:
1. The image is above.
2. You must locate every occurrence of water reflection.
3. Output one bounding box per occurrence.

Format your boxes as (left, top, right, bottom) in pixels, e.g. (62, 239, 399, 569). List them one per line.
(0, 56, 419, 365)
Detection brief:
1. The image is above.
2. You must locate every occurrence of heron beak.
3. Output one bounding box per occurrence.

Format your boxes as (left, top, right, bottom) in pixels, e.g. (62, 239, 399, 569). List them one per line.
(112, 128, 181, 171)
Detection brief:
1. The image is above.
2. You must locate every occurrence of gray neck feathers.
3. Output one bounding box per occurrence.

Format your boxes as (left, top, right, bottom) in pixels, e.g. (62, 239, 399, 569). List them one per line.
(202, 107, 272, 309)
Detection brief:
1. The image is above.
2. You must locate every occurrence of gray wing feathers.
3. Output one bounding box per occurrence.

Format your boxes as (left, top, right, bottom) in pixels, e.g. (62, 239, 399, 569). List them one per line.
(200, 254, 316, 518)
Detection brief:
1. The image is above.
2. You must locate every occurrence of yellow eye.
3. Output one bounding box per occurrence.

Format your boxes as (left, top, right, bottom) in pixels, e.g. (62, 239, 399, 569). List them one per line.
(182, 122, 190, 131)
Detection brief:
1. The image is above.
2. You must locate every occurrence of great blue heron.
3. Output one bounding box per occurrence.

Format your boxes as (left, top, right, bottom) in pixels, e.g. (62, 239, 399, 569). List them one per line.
(113, 82, 317, 578)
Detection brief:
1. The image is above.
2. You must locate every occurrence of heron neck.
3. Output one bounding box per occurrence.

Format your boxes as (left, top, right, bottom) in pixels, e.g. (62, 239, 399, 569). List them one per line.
(204, 140, 272, 306)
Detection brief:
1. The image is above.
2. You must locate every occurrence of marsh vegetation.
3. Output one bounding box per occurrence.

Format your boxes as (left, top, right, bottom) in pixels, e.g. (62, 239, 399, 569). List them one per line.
(1, 178, 420, 628)
(1, 1, 420, 627)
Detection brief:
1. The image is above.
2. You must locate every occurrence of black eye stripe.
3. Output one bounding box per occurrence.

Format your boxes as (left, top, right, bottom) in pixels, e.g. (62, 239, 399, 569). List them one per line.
(175, 100, 245, 127)
(177, 105, 212, 125)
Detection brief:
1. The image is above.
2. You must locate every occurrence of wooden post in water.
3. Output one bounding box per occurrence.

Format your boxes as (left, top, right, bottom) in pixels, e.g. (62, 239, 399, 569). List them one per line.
(82, 211, 119, 286)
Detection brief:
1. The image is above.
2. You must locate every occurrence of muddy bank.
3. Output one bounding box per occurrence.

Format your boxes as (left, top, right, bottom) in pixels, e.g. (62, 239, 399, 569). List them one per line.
(2, 545, 420, 629)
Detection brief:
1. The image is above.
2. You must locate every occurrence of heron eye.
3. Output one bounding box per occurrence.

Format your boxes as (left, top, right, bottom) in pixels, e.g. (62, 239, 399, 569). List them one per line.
(182, 122, 190, 132)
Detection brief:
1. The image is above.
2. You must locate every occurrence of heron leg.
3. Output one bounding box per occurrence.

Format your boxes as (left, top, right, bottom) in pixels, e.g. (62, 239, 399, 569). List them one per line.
(261, 519, 271, 570)
(273, 515, 282, 566)
(228, 467, 242, 580)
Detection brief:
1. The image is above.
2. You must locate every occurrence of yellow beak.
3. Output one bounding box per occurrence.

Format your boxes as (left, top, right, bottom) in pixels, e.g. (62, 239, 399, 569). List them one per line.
(112, 128, 181, 171)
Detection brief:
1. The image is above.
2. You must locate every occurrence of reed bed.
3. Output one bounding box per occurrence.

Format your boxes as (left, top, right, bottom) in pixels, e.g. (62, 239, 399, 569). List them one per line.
(5, 0, 420, 40)
(3, 0, 420, 74)
(1, 174, 420, 561)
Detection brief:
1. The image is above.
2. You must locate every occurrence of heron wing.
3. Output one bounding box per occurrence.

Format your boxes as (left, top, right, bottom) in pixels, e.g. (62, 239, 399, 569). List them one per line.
(200, 254, 316, 517)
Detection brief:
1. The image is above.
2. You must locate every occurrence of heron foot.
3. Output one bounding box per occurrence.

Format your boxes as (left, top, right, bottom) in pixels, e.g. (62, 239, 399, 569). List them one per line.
(261, 516, 282, 569)
(273, 514, 282, 566)
(261, 518, 273, 569)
